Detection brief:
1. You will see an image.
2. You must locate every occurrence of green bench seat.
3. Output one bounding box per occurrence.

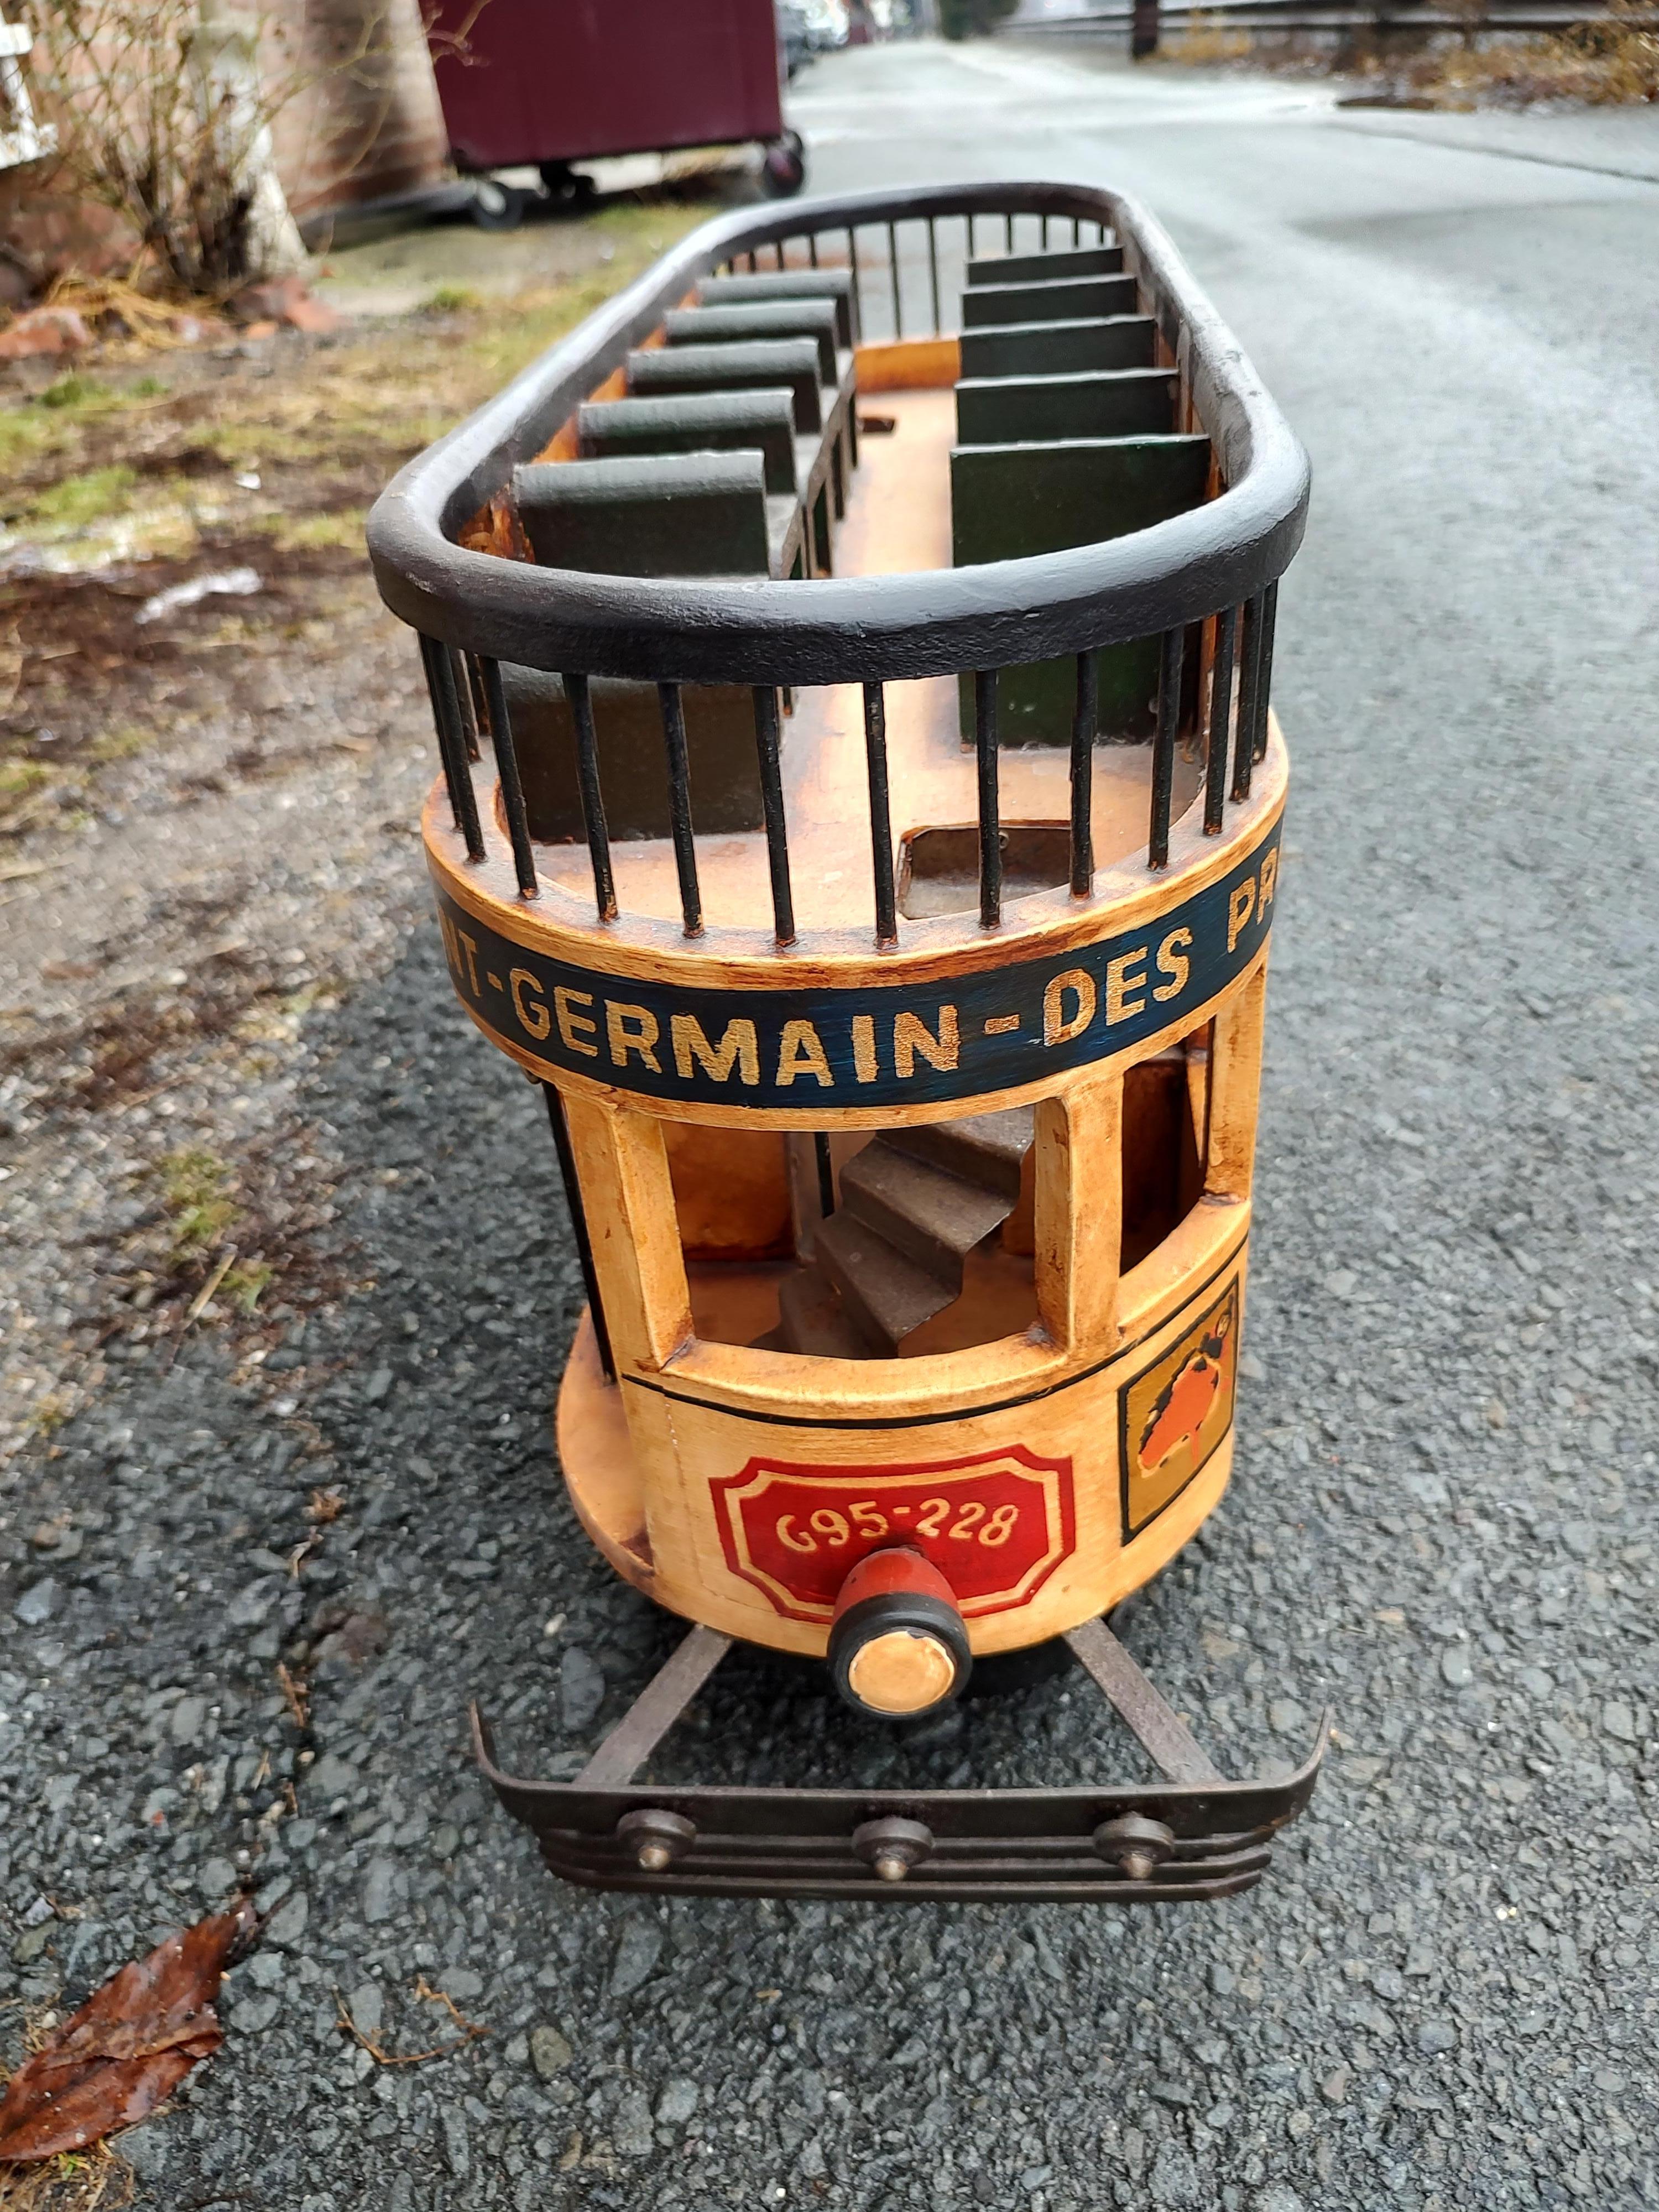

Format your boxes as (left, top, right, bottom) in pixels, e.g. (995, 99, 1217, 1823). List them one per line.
(966, 243, 1123, 286)
(951, 434, 1212, 745)
(507, 450, 778, 843)
(958, 315, 1157, 380)
(961, 274, 1139, 328)
(954, 367, 1177, 449)
(696, 267, 859, 348)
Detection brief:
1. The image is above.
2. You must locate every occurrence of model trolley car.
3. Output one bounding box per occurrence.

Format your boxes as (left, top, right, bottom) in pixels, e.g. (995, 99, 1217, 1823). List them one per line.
(367, 183, 1325, 1903)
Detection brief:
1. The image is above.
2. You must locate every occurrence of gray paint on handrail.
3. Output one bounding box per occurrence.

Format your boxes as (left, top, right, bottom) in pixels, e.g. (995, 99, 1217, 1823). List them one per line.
(366, 182, 1309, 688)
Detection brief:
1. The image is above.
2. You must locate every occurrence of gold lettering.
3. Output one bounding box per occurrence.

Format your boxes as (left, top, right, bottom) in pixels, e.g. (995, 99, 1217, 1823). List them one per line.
(607, 1002, 661, 1072)
(439, 912, 466, 985)
(1153, 927, 1192, 1003)
(1105, 948, 1148, 1023)
(1227, 881, 1256, 952)
(776, 1019, 833, 1088)
(852, 1014, 878, 1084)
(510, 968, 551, 1040)
(554, 987, 599, 1058)
(893, 1006, 959, 1079)
(671, 1014, 758, 1085)
(1042, 968, 1096, 1047)
(454, 927, 481, 995)
(1258, 848, 1279, 913)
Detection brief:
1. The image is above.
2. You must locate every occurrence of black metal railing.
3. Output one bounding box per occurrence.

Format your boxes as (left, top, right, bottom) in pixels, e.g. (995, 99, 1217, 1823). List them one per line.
(723, 207, 1115, 347)
(384, 184, 1304, 957)
(419, 614, 1279, 952)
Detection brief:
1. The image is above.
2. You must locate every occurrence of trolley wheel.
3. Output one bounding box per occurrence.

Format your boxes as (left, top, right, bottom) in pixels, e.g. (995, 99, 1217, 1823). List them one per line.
(828, 1549, 971, 1720)
(472, 178, 528, 231)
(760, 131, 807, 200)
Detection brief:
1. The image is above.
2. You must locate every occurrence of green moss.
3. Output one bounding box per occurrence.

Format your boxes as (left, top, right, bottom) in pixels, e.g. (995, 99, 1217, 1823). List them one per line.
(258, 506, 368, 552)
(29, 464, 138, 529)
(159, 1146, 239, 1255)
(220, 1259, 274, 1311)
(0, 759, 50, 800)
(39, 372, 109, 411)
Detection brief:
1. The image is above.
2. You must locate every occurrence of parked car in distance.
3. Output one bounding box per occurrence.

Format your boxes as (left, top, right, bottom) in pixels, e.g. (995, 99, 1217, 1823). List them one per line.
(778, 0, 814, 74)
(805, 0, 851, 48)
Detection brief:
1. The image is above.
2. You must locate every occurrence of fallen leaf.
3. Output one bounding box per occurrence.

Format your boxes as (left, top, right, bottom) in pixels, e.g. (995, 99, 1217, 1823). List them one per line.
(0, 1898, 256, 2162)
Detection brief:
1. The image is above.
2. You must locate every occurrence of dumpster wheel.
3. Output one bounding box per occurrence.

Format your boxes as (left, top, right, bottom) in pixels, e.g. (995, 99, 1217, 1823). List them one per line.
(761, 131, 807, 199)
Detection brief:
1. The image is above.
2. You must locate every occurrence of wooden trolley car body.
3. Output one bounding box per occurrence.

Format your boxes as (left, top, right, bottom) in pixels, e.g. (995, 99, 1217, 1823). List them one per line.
(368, 185, 1321, 1903)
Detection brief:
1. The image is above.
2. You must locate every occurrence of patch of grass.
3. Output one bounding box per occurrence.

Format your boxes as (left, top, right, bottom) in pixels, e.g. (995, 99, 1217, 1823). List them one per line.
(220, 1258, 274, 1311)
(28, 1390, 74, 1435)
(131, 375, 168, 399)
(158, 1146, 239, 1257)
(38, 373, 110, 412)
(28, 465, 138, 531)
(258, 507, 368, 553)
(88, 722, 155, 764)
(424, 284, 480, 314)
(0, 760, 51, 801)
(0, 406, 60, 471)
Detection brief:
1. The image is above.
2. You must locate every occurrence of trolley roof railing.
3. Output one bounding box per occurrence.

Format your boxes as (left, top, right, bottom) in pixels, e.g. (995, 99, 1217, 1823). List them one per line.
(366, 181, 1308, 690)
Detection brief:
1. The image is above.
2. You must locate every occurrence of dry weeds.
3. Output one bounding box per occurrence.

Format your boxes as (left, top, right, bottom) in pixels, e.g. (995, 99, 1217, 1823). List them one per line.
(1167, 0, 1658, 106)
(0, 2143, 134, 2212)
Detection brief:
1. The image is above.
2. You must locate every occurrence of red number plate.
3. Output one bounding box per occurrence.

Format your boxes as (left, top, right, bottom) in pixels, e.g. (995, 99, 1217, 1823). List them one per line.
(711, 1447, 1076, 1624)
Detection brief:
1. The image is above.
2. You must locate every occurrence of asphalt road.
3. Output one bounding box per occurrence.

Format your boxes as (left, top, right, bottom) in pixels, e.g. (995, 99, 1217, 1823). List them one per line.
(5, 40, 1659, 2212)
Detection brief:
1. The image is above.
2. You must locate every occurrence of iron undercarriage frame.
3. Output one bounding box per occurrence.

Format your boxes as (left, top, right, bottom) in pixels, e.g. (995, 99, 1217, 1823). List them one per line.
(474, 1616, 1327, 1903)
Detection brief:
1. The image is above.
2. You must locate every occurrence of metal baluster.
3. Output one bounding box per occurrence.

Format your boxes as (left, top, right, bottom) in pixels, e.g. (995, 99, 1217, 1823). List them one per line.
(1203, 605, 1239, 836)
(1070, 216, 1079, 246)
(808, 231, 819, 268)
(446, 646, 476, 761)
(886, 219, 902, 339)
(657, 681, 702, 938)
(1004, 210, 1014, 252)
(863, 681, 898, 946)
(752, 685, 795, 947)
(847, 226, 863, 336)
(975, 669, 1002, 930)
(479, 657, 539, 897)
(813, 1133, 836, 1221)
(745, 249, 757, 273)
(1147, 628, 1185, 870)
(773, 241, 785, 270)
(420, 633, 484, 861)
(562, 671, 617, 921)
(968, 210, 977, 257)
(1070, 650, 1097, 896)
(1253, 581, 1279, 761)
(450, 646, 481, 759)
(925, 217, 941, 335)
(1232, 592, 1265, 801)
(1041, 212, 1050, 248)
(543, 1084, 613, 1381)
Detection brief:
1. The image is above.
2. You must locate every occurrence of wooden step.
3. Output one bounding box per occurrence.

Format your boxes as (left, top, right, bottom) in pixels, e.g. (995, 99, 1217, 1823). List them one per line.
(883, 1105, 1034, 1204)
(816, 1212, 957, 1353)
(776, 1262, 871, 1359)
(838, 1142, 1012, 1281)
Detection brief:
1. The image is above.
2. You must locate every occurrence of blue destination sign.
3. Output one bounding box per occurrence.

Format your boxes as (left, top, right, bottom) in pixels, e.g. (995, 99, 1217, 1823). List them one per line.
(435, 823, 1280, 1112)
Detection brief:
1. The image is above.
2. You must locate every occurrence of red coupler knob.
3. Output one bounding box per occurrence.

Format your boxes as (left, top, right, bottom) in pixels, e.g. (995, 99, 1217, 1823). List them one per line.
(828, 1548, 972, 1719)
